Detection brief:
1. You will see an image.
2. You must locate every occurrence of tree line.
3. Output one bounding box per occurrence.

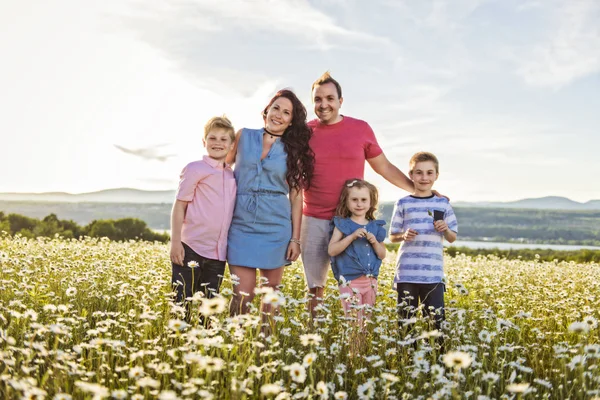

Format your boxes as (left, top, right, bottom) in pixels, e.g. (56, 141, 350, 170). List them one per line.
(3, 201, 599, 246)
(3, 211, 599, 263)
(0, 212, 169, 243)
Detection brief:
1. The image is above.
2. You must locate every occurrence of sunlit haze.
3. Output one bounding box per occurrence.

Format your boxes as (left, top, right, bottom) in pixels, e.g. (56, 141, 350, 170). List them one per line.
(1, 0, 598, 202)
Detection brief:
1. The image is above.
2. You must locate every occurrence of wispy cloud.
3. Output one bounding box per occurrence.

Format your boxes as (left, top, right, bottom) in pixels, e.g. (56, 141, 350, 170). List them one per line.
(119, 0, 394, 97)
(516, 0, 600, 88)
(376, 110, 560, 162)
(182, 0, 393, 49)
(385, 117, 440, 129)
(476, 151, 569, 166)
(381, 0, 486, 30)
(185, 67, 282, 98)
(114, 144, 175, 162)
(124, 0, 393, 54)
(389, 84, 454, 112)
(384, 0, 486, 76)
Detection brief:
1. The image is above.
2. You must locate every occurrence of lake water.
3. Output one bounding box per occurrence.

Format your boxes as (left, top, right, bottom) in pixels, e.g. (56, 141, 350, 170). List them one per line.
(447, 240, 600, 251)
(154, 229, 599, 251)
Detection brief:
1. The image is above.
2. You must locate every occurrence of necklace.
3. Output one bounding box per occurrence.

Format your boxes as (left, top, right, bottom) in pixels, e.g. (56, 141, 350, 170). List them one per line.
(264, 128, 284, 139)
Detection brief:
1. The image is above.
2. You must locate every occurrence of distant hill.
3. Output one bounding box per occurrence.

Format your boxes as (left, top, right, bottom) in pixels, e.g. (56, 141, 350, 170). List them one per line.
(0, 190, 599, 210)
(586, 200, 600, 209)
(0, 188, 175, 204)
(453, 196, 600, 210)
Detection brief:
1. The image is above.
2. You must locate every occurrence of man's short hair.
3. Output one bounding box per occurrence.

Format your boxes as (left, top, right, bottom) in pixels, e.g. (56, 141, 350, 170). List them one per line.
(409, 152, 439, 173)
(204, 115, 235, 141)
(311, 71, 342, 99)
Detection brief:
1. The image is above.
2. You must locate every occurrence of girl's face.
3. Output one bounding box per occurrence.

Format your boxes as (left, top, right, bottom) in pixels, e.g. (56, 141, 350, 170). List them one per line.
(264, 97, 293, 135)
(346, 186, 371, 218)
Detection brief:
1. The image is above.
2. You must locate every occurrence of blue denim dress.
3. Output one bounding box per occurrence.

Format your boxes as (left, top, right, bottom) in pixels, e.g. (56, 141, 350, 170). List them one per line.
(227, 128, 291, 269)
(330, 217, 387, 283)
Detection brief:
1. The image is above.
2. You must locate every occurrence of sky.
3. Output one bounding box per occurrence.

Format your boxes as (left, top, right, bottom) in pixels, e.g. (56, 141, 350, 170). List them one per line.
(1, 0, 599, 202)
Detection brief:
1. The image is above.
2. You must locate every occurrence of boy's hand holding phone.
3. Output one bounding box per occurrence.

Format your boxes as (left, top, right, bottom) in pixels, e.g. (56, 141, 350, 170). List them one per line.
(432, 210, 447, 232)
(434, 220, 448, 232)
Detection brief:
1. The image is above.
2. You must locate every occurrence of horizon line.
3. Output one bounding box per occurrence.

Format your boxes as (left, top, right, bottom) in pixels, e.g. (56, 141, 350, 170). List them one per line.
(0, 188, 598, 204)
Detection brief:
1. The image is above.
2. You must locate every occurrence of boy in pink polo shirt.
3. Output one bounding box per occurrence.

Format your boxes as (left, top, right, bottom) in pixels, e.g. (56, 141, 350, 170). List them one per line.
(170, 116, 236, 318)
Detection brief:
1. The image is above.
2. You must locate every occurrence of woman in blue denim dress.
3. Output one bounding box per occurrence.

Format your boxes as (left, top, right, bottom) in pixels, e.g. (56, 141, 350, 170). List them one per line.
(227, 89, 314, 316)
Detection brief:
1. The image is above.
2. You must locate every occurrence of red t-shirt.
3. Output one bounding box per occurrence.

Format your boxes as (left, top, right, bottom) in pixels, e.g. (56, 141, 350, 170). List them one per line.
(304, 116, 383, 220)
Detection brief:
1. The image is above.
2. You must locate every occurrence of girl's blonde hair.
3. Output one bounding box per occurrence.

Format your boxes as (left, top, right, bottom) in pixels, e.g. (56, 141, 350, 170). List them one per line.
(334, 178, 379, 220)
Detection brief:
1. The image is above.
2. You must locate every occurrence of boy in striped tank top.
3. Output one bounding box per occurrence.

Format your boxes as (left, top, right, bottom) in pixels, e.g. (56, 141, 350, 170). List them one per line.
(389, 152, 458, 331)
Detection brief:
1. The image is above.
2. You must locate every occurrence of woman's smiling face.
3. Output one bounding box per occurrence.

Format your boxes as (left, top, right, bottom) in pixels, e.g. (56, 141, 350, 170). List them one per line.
(264, 97, 293, 135)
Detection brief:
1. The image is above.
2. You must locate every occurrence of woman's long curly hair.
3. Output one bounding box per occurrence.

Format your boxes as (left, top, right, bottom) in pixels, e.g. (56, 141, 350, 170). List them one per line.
(262, 89, 315, 190)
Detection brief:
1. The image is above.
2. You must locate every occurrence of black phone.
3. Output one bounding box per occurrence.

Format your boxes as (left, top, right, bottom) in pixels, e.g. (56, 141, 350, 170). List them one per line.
(433, 210, 445, 221)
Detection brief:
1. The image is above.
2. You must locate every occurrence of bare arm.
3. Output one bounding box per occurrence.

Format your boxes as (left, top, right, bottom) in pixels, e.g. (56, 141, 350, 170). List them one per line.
(373, 241, 387, 260)
(226, 129, 243, 166)
(389, 233, 403, 243)
(367, 153, 414, 193)
(286, 188, 303, 261)
(444, 229, 457, 243)
(389, 229, 418, 243)
(366, 232, 386, 260)
(434, 221, 457, 243)
(170, 200, 188, 265)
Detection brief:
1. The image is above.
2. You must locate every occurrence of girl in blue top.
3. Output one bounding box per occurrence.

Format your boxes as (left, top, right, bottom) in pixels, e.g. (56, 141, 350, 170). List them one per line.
(328, 179, 387, 325)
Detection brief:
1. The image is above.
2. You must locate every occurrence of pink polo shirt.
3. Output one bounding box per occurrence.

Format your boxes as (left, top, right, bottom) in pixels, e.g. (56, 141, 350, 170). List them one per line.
(176, 156, 236, 261)
(304, 116, 383, 220)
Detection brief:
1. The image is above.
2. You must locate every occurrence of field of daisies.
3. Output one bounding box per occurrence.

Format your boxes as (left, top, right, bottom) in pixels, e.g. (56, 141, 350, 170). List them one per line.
(1, 235, 600, 399)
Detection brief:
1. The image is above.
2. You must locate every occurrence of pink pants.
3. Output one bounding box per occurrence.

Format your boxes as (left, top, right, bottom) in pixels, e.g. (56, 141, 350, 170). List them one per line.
(338, 275, 378, 325)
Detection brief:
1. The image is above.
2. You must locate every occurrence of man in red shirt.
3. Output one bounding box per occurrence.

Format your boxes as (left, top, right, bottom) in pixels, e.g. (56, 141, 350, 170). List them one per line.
(301, 72, 415, 317)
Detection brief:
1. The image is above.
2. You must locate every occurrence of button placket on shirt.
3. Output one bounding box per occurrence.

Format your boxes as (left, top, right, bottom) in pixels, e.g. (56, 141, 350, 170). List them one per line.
(218, 165, 231, 260)
(219, 167, 225, 258)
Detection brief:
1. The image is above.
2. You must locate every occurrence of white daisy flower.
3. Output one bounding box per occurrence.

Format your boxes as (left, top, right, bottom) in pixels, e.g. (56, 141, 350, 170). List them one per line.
(568, 321, 590, 334)
(316, 381, 328, 399)
(260, 383, 282, 396)
(506, 383, 530, 393)
(442, 351, 473, 369)
(285, 363, 306, 383)
(303, 353, 317, 367)
(199, 296, 228, 316)
(300, 333, 322, 346)
(333, 392, 348, 400)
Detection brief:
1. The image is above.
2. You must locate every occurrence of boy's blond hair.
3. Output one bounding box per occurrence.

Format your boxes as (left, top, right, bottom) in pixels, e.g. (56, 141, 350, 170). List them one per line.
(204, 115, 235, 141)
(409, 152, 439, 173)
